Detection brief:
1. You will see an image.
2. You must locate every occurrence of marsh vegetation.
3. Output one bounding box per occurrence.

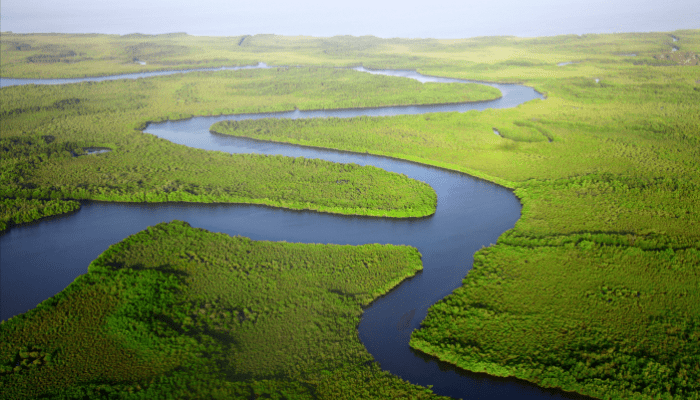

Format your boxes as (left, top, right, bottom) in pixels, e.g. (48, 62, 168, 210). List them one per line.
(1, 29, 700, 399)
(0, 66, 499, 231)
(1, 221, 452, 399)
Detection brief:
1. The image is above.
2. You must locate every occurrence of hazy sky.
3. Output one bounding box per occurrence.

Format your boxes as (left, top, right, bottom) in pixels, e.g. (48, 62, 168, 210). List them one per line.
(1, 0, 698, 38)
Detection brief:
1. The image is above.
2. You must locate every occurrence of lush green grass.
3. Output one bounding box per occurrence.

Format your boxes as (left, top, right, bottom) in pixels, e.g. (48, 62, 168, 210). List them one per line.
(2, 30, 700, 399)
(0, 67, 505, 231)
(205, 32, 700, 399)
(208, 80, 700, 240)
(410, 243, 700, 400)
(0, 221, 452, 399)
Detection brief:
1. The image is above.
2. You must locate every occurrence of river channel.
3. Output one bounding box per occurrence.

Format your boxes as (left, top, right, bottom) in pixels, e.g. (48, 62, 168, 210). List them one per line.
(0, 65, 590, 399)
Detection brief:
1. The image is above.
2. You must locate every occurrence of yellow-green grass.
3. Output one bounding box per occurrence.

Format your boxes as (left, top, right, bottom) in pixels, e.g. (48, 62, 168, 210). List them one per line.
(3, 30, 699, 79)
(0, 220, 452, 400)
(0, 66, 503, 231)
(209, 79, 700, 239)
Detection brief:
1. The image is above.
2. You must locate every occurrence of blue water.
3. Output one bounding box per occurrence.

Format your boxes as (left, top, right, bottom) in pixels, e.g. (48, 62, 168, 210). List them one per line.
(0, 66, 590, 399)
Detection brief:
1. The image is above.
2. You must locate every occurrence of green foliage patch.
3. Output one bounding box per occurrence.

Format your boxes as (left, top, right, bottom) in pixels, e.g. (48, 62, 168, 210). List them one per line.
(2, 30, 700, 399)
(0, 221, 450, 399)
(410, 242, 700, 399)
(201, 32, 700, 400)
(0, 67, 487, 231)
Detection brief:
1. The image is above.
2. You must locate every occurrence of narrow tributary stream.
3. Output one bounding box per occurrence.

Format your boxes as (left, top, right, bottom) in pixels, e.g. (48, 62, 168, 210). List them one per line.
(0, 65, 590, 399)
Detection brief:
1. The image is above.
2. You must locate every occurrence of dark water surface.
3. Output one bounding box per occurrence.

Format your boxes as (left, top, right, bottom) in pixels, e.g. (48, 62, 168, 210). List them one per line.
(0, 67, 590, 399)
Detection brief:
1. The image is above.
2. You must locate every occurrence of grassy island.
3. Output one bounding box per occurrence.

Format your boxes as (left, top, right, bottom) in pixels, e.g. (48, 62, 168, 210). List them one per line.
(2, 30, 700, 399)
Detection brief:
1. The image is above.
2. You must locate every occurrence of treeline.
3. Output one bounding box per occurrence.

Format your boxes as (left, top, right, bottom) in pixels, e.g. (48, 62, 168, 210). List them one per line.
(0, 198, 80, 232)
(0, 133, 437, 225)
(0, 221, 450, 399)
(0, 135, 84, 231)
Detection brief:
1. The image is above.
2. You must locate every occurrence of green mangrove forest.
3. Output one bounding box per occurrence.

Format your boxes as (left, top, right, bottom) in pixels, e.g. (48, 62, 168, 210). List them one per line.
(1, 221, 447, 399)
(2, 30, 700, 399)
(0, 64, 506, 231)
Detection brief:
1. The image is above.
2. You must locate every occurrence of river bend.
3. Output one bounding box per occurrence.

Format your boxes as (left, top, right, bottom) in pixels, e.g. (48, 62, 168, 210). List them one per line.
(0, 65, 590, 399)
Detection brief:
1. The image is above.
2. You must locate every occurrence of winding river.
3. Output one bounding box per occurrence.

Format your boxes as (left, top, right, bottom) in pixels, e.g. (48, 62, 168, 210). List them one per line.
(0, 65, 590, 399)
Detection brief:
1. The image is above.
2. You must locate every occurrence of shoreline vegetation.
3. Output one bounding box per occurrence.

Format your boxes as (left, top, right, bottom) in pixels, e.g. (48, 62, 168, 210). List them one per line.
(2, 30, 700, 399)
(0, 66, 505, 233)
(1, 221, 453, 399)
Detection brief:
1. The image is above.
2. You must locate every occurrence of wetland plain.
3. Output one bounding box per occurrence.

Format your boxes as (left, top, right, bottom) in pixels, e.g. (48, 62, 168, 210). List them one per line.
(1, 30, 699, 399)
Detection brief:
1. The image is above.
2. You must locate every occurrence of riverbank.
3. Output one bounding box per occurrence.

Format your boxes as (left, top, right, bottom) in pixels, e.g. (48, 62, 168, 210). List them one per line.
(1, 220, 454, 399)
(0, 67, 504, 233)
(205, 59, 700, 399)
(165, 33, 700, 399)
